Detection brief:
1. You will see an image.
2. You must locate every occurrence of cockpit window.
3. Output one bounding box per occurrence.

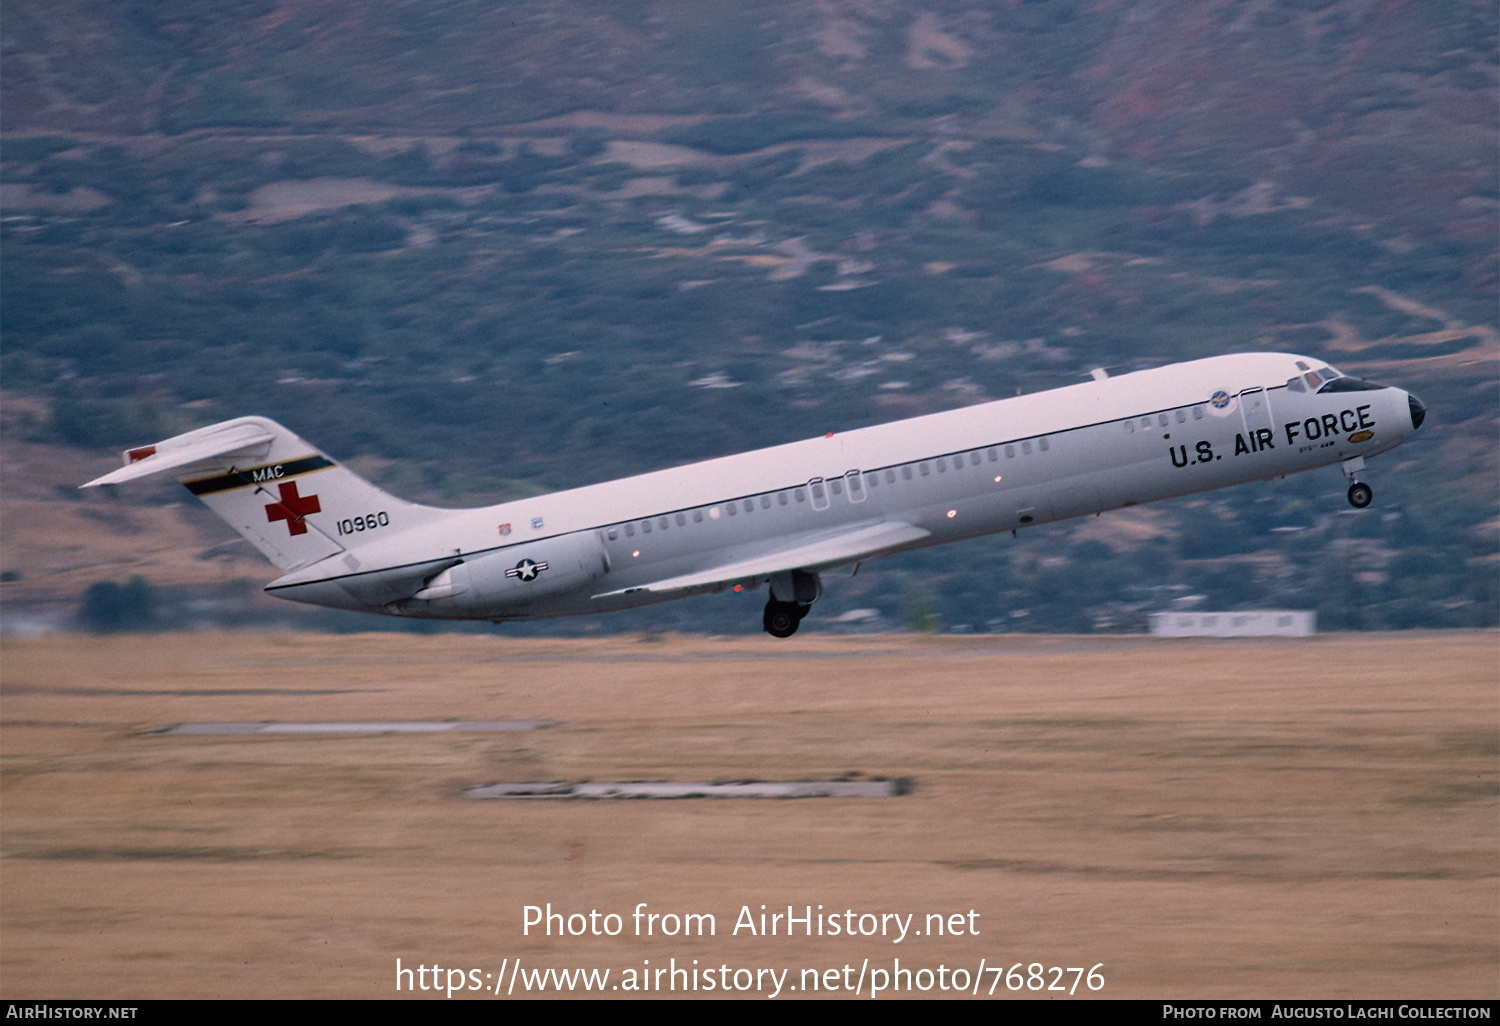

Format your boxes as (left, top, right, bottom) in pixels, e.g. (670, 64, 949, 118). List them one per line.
(1286, 375, 1307, 393)
(1316, 367, 1340, 380)
(1317, 376, 1387, 394)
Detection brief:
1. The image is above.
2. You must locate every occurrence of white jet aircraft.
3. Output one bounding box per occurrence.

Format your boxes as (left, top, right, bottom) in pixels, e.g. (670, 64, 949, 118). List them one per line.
(84, 352, 1425, 636)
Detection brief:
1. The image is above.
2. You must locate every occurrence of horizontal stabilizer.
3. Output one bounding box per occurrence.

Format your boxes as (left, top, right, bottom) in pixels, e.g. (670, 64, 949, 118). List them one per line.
(82, 422, 275, 488)
(594, 520, 929, 600)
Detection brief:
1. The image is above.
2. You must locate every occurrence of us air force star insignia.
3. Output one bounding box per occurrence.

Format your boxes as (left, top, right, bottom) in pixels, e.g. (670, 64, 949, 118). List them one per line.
(505, 558, 548, 582)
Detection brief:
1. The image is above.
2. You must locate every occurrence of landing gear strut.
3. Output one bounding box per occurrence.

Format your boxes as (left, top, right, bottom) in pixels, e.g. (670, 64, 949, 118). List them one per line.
(762, 569, 822, 637)
(763, 599, 809, 638)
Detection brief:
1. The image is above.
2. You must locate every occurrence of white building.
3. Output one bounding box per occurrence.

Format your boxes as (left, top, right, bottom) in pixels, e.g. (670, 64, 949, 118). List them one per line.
(1149, 610, 1316, 638)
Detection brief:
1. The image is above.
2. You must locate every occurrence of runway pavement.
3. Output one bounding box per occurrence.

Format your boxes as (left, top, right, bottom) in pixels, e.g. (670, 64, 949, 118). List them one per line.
(1, 630, 1494, 999)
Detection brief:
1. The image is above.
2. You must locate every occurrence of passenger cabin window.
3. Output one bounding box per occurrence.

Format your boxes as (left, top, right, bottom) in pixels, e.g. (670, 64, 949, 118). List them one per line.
(1038, 438, 1049, 452)
(743, 499, 754, 513)
(936, 460, 946, 474)
(1022, 441, 1032, 455)
(1193, 407, 1204, 420)
(970, 452, 981, 466)
(607, 527, 619, 540)
(902, 466, 913, 480)
(987, 448, 997, 462)
(676, 513, 686, 526)
(726, 503, 736, 516)
(760, 495, 771, 509)
(1005, 445, 1015, 458)
(920, 463, 930, 476)
(886, 469, 897, 483)
(778, 491, 788, 504)
(831, 478, 844, 494)
(659, 517, 669, 530)
(693, 511, 703, 523)
(1175, 409, 1186, 423)
(625, 523, 635, 537)
(795, 488, 806, 501)
(642, 520, 652, 533)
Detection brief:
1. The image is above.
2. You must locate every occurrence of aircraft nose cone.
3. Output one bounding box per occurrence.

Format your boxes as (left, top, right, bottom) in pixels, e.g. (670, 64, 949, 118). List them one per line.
(1408, 392, 1426, 431)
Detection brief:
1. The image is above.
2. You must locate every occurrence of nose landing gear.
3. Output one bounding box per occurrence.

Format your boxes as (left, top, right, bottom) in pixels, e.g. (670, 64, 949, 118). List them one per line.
(1341, 456, 1372, 509)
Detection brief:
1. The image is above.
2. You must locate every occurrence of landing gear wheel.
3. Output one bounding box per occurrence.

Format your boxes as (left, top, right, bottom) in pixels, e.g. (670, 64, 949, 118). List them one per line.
(1347, 481, 1373, 509)
(763, 599, 805, 638)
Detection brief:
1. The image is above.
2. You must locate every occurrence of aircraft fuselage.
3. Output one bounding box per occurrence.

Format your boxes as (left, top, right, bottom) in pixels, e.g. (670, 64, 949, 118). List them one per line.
(265, 353, 1421, 622)
(84, 351, 1425, 635)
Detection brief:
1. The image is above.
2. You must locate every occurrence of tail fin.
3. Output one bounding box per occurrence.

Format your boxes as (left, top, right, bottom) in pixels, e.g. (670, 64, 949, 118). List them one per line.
(82, 416, 431, 572)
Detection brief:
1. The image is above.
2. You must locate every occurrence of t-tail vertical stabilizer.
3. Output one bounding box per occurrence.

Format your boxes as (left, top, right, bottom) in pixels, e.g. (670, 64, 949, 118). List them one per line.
(81, 416, 437, 572)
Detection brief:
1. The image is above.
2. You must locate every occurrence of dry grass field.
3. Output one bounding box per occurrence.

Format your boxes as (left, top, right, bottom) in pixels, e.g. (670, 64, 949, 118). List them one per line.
(1, 630, 1495, 999)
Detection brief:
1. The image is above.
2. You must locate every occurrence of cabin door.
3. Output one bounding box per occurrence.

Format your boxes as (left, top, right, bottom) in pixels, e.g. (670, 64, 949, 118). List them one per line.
(807, 477, 831, 511)
(1240, 387, 1273, 438)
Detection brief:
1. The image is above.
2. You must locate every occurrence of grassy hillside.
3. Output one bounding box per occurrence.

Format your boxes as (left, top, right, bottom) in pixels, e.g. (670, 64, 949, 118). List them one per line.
(2, 0, 1494, 633)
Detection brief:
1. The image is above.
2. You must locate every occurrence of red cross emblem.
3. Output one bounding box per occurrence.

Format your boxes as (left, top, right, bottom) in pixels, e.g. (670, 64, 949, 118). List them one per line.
(264, 481, 321, 536)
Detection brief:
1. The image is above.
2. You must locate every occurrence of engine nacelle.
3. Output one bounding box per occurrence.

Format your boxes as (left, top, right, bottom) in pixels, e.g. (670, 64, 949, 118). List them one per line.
(402, 531, 609, 618)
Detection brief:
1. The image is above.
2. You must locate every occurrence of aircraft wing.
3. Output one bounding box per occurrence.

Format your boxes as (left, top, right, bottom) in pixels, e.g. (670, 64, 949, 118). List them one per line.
(593, 520, 930, 600)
